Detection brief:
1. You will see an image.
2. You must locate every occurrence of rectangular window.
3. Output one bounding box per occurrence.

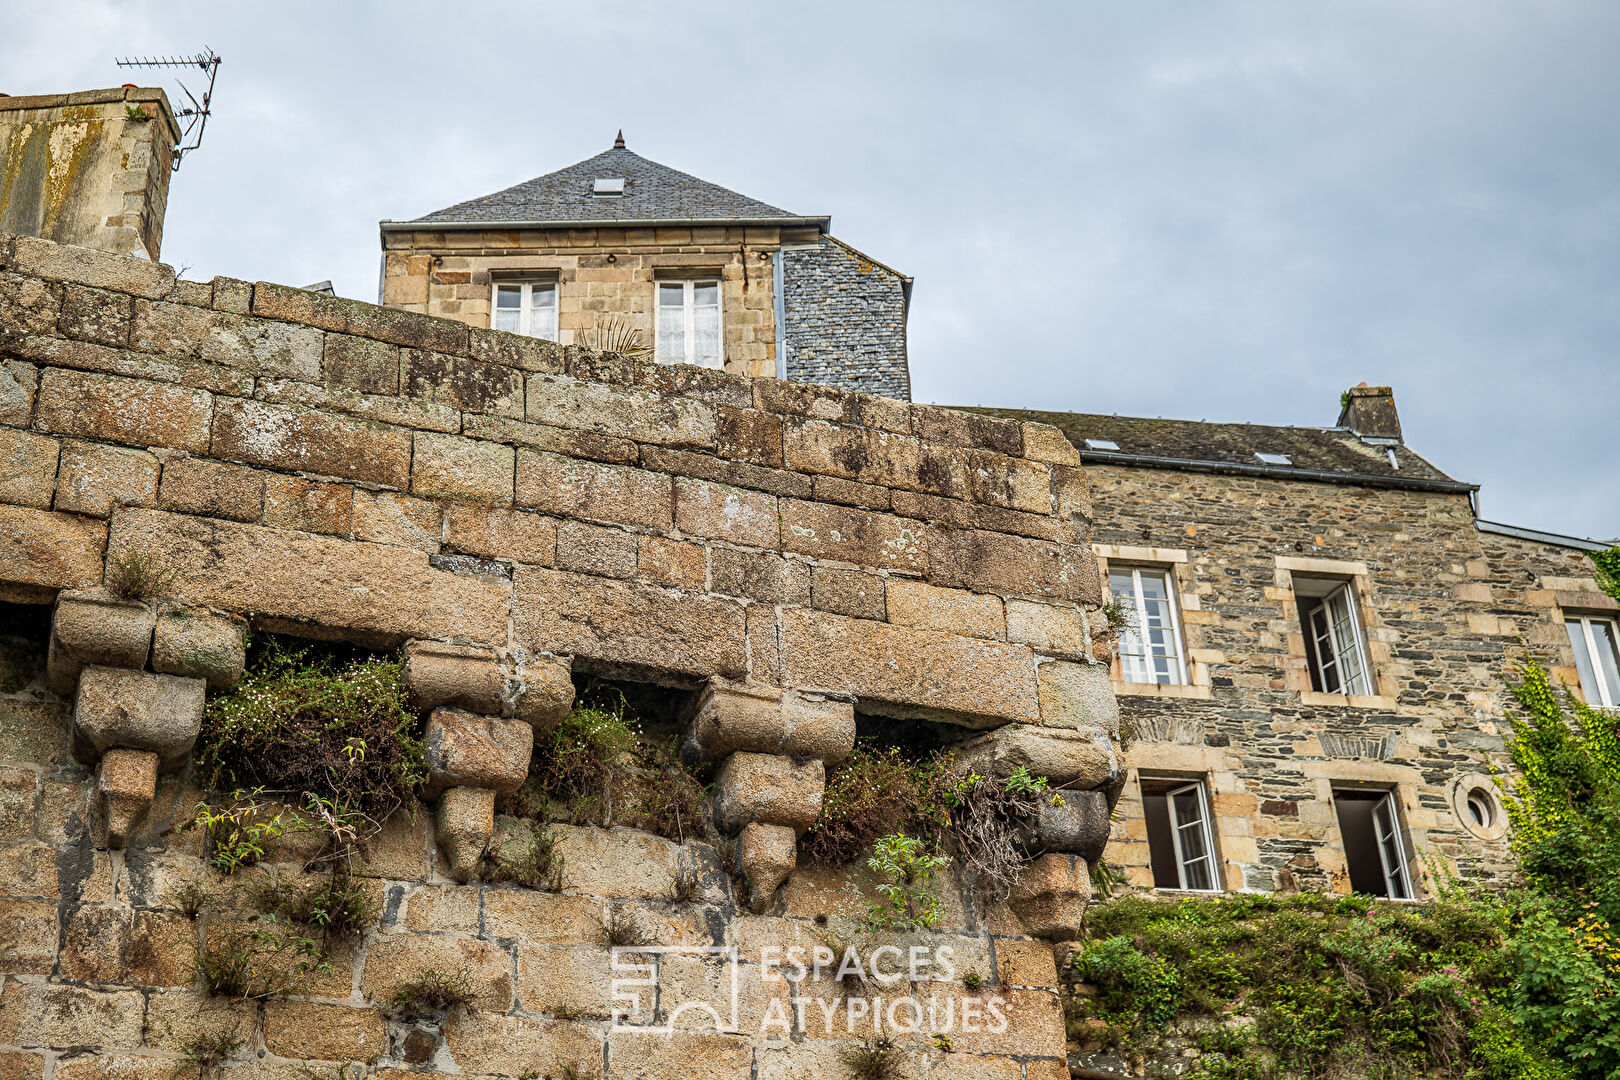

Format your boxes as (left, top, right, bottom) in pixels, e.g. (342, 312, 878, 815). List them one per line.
(1295, 578, 1372, 695)
(1333, 789, 1412, 899)
(1140, 777, 1218, 891)
(1109, 567, 1186, 685)
(1567, 616, 1620, 708)
(655, 280, 722, 368)
(492, 282, 558, 340)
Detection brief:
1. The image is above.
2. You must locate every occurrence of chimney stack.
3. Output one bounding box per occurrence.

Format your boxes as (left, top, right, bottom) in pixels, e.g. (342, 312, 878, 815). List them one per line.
(1337, 383, 1402, 441)
(0, 87, 180, 260)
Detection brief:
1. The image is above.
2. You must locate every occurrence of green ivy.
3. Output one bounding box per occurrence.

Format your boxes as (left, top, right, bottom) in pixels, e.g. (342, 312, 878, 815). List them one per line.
(1593, 544, 1620, 602)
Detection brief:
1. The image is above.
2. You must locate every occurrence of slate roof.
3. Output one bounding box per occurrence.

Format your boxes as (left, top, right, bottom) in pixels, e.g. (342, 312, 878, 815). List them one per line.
(405, 144, 814, 226)
(965, 408, 1476, 492)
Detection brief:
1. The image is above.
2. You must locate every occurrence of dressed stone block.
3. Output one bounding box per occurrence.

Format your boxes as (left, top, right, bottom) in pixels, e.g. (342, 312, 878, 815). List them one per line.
(713, 752, 824, 835)
(423, 708, 533, 796)
(74, 665, 205, 770)
(47, 588, 155, 694)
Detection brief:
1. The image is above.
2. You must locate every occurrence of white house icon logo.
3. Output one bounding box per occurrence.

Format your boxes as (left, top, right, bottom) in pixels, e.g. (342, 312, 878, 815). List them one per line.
(610, 944, 740, 1036)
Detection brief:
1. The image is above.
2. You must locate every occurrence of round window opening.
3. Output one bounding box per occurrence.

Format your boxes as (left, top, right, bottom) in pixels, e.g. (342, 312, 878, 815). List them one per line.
(1450, 774, 1507, 841)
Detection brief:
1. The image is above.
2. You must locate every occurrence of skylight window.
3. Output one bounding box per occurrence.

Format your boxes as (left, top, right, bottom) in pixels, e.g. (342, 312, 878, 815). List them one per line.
(593, 177, 626, 197)
(1255, 452, 1292, 466)
(1084, 438, 1120, 451)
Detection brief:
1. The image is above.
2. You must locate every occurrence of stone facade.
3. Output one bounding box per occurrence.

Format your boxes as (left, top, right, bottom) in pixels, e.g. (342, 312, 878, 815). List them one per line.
(0, 231, 1110, 1077)
(980, 402, 1613, 901)
(782, 236, 910, 401)
(381, 223, 792, 379)
(380, 142, 913, 396)
(0, 89, 179, 260)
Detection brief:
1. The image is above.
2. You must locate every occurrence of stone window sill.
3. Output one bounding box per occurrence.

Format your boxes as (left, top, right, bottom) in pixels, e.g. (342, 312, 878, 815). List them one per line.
(1298, 691, 1399, 710)
(1112, 681, 1212, 700)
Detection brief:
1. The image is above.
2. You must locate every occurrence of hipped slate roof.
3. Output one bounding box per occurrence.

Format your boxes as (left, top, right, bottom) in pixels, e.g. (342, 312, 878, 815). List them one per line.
(404, 144, 818, 226)
(966, 408, 1475, 492)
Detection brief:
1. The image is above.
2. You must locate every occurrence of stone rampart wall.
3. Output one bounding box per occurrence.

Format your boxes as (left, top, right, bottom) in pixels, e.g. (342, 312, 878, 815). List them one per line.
(0, 234, 1112, 1080)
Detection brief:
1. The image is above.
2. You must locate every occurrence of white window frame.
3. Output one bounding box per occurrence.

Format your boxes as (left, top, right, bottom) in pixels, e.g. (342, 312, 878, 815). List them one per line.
(1110, 566, 1187, 685)
(1164, 781, 1219, 892)
(490, 280, 558, 341)
(1302, 582, 1372, 696)
(655, 278, 723, 368)
(1370, 792, 1413, 900)
(1566, 615, 1620, 708)
(1335, 788, 1414, 901)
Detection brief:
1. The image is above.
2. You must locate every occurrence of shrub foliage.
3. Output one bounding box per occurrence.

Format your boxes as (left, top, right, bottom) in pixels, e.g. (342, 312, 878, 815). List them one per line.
(196, 637, 426, 822)
(512, 681, 706, 843)
(1066, 639, 1620, 1079)
(803, 743, 1060, 907)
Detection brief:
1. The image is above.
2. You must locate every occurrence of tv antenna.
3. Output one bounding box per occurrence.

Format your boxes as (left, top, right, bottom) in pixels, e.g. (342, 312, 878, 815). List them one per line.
(113, 48, 221, 170)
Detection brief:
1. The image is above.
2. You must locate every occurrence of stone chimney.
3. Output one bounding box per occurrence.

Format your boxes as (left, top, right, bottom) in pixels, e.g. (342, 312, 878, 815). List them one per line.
(1336, 383, 1402, 441)
(0, 87, 180, 260)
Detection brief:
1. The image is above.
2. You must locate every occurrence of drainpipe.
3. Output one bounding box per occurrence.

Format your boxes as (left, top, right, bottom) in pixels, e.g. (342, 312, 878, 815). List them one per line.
(772, 248, 787, 381)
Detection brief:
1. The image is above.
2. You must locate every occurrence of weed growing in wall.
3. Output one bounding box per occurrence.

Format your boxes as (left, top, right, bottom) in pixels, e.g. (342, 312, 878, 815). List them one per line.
(386, 967, 477, 1021)
(514, 680, 707, 843)
(196, 636, 426, 822)
(805, 744, 1065, 907)
(103, 549, 175, 600)
(865, 832, 948, 930)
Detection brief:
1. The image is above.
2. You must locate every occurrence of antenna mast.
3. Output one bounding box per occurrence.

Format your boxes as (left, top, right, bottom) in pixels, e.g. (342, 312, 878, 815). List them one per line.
(113, 48, 222, 170)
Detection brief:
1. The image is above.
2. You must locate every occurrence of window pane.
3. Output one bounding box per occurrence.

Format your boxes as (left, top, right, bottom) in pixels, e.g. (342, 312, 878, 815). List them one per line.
(529, 305, 558, 342)
(656, 306, 684, 362)
(1328, 590, 1369, 695)
(692, 333, 721, 367)
(1170, 786, 1214, 891)
(1309, 603, 1341, 692)
(495, 285, 522, 309)
(1591, 621, 1620, 707)
(693, 281, 720, 307)
(529, 283, 557, 309)
(658, 283, 685, 307)
(1373, 797, 1410, 900)
(1112, 571, 1150, 684)
(1109, 569, 1183, 685)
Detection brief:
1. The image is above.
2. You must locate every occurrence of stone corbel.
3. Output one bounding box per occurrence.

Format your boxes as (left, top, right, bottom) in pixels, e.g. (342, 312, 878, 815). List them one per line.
(403, 640, 565, 881)
(52, 588, 241, 847)
(686, 678, 855, 913)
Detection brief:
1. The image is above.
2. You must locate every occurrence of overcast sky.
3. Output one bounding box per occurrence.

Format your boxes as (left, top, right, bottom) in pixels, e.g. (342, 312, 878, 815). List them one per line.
(6, 1, 1617, 538)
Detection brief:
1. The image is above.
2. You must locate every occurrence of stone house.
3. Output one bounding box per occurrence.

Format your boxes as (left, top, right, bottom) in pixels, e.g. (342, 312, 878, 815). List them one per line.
(379, 135, 912, 399)
(978, 386, 1618, 899)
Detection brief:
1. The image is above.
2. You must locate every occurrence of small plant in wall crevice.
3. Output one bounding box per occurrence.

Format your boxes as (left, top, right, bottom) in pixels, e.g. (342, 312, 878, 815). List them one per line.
(865, 832, 948, 931)
(104, 549, 175, 600)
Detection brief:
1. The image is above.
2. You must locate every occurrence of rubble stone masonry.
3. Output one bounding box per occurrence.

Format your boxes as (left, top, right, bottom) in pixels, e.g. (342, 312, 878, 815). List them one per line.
(1085, 461, 1608, 898)
(0, 233, 1112, 1078)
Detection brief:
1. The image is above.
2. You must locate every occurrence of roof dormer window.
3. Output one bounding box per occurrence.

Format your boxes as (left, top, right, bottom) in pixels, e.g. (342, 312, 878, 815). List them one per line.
(1255, 452, 1292, 466)
(593, 177, 626, 197)
(1084, 438, 1120, 451)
